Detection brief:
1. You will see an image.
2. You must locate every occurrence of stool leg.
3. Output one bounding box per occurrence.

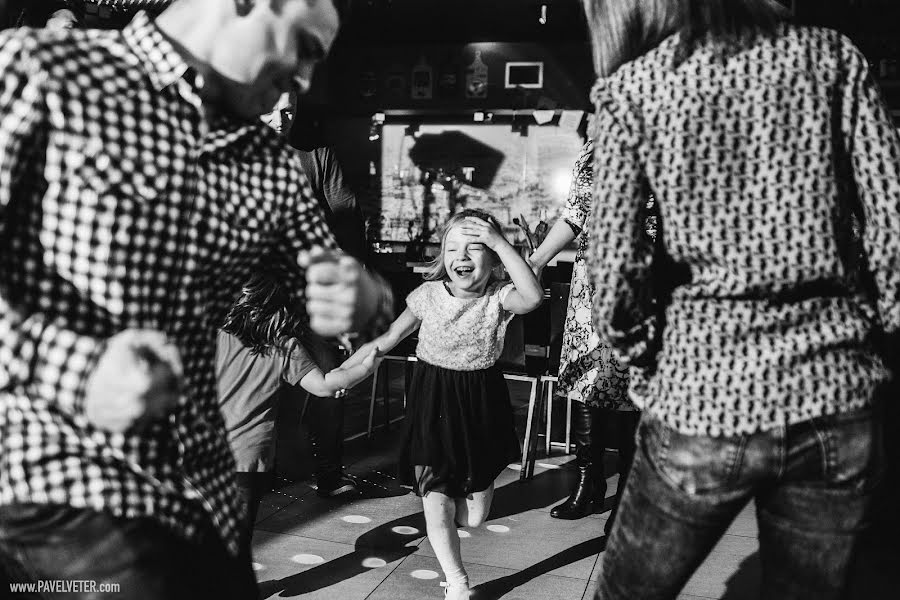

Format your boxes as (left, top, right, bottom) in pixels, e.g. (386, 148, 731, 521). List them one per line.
(545, 382, 553, 458)
(367, 364, 380, 440)
(565, 391, 572, 454)
(527, 380, 542, 479)
(519, 379, 540, 481)
(381, 362, 390, 432)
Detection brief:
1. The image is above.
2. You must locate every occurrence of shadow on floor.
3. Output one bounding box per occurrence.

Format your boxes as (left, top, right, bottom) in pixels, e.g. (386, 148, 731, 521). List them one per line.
(257, 465, 581, 598)
(721, 552, 760, 600)
(472, 536, 606, 600)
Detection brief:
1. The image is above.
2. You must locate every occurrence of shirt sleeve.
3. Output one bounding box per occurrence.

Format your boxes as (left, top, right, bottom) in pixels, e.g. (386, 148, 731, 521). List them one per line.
(839, 39, 900, 335)
(281, 338, 319, 386)
(0, 31, 106, 417)
(588, 87, 659, 368)
(264, 160, 340, 325)
(405, 282, 431, 320)
(0, 31, 46, 228)
(560, 140, 595, 233)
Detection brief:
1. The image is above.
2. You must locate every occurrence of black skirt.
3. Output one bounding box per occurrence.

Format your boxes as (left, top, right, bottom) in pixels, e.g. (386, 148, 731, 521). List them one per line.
(399, 360, 521, 497)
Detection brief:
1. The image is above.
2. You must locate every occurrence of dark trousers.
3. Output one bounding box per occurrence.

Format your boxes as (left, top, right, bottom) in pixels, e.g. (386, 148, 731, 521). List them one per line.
(598, 407, 882, 600)
(297, 335, 346, 483)
(0, 504, 258, 600)
(304, 391, 345, 482)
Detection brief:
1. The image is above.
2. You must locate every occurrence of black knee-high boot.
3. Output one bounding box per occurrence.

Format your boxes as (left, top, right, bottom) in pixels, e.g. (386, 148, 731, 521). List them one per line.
(604, 411, 640, 534)
(551, 402, 607, 520)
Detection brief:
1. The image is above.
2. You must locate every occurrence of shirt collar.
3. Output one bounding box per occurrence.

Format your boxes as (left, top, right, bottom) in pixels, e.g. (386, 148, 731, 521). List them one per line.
(122, 11, 193, 93)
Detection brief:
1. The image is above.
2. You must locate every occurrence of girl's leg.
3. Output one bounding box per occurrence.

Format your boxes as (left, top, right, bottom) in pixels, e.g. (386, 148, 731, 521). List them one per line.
(421, 491, 470, 598)
(453, 484, 494, 528)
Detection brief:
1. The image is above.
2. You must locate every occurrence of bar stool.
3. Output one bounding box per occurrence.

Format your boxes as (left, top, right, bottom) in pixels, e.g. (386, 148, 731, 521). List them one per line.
(367, 354, 415, 439)
(541, 374, 574, 455)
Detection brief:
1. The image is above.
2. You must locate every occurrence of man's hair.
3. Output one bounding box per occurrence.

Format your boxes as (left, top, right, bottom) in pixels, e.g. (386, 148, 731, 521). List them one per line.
(423, 209, 506, 282)
(581, 0, 787, 76)
(221, 271, 306, 355)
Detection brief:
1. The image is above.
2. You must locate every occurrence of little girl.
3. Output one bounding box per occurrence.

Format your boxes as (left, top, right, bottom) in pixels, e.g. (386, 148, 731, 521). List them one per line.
(346, 209, 543, 599)
(217, 271, 380, 557)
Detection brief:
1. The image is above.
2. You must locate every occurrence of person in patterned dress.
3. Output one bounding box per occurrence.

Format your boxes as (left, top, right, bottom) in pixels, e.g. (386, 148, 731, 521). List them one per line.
(582, 0, 900, 598)
(529, 138, 643, 527)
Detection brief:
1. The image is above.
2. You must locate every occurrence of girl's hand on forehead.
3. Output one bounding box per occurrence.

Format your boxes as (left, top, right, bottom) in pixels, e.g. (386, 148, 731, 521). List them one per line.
(459, 217, 505, 250)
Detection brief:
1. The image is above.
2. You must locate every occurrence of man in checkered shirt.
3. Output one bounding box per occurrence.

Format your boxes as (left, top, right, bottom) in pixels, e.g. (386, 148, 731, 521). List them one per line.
(0, 1, 390, 597)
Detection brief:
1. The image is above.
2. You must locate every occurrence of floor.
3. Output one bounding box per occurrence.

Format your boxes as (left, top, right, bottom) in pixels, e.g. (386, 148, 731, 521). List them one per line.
(253, 374, 897, 600)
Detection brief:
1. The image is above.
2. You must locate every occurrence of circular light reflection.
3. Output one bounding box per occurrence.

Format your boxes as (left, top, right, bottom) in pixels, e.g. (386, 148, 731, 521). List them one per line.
(342, 515, 372, 524)
(410, 569, 440, 580)
(486, 524, 510, 533)
(391, 526, 420, 535)
(290, 554, 325, 565)
(362, 557, 387, 569)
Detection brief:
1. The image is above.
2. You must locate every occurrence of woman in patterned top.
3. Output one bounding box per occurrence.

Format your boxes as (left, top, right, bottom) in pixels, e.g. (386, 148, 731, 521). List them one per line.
(528, 138, 639, 527)
(345, 209, 543, 600)
(582, 0, 900, 598)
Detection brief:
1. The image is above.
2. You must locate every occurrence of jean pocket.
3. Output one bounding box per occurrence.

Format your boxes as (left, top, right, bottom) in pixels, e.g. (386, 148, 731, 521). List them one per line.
(641, 418, 745, 496)
(815, 408, 882, 491)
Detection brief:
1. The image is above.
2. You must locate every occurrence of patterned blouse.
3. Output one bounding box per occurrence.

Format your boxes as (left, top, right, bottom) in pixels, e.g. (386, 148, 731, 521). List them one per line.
(406, 280, 515, 371)
(588, 25, 900, 437)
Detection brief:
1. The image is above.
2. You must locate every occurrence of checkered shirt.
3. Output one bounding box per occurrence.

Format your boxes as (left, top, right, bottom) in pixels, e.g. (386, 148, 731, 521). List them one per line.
(0, 13, 340, 555)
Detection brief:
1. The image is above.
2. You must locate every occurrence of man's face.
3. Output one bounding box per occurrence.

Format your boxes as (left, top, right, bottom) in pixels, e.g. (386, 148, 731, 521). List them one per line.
(209, 0, 338, 120)
(260, 89, 298, 135)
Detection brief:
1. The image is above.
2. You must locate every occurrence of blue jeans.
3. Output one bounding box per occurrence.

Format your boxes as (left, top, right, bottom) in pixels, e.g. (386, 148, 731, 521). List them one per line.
(0, 504, 258, 599)
(598, 407, 882, 600)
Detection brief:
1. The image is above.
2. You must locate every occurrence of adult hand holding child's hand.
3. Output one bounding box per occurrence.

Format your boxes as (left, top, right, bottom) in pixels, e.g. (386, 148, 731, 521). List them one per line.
(84, 329, 183, 433)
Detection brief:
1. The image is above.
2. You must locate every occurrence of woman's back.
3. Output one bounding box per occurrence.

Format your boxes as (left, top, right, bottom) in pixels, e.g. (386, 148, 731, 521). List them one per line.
(592, 24, 900, 436)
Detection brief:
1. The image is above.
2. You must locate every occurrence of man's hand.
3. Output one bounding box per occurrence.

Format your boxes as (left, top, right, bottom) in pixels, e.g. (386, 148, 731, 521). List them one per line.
(84, 330, 183, 433)
(302, 250, 381, 337)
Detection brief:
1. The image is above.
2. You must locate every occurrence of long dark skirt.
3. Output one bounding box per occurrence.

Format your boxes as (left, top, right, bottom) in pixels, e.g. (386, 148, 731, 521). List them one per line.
(400, 360, 521, 498)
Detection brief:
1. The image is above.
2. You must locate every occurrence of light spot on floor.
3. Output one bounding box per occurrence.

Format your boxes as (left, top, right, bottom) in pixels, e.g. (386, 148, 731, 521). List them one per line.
(391, 525, 420, 535)
(362, 557, 387, 568)
(487, 524, 510, 533)
(457, 530, 471, 538)
(342, 515, 372, 524)
(290, 554, 325, 565)
(537, 462, 561, 469)
(410, 569, 440, 580)
(251, 562, 265, 571)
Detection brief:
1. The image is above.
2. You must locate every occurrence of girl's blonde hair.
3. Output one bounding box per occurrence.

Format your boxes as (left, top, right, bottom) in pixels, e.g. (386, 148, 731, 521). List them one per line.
(423, 209, 506, 282)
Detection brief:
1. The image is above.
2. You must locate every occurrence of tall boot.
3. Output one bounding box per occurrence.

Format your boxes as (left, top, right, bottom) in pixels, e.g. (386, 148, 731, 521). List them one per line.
(604, 411, 639, 535)
(551, 402, 607, 520)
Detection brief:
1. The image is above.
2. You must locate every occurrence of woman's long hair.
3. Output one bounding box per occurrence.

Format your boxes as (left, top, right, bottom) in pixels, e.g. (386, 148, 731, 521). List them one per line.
(221, 271, 305, 355)
(582, 0, 787, 76)
(423, 209, 506, 282)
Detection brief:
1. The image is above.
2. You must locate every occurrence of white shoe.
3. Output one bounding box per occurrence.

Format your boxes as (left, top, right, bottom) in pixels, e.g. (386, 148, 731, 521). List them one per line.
(440, 581, 472, 600)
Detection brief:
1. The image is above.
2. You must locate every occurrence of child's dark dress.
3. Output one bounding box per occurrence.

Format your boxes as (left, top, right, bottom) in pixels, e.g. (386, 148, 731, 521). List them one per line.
(401, 281, 522, 497)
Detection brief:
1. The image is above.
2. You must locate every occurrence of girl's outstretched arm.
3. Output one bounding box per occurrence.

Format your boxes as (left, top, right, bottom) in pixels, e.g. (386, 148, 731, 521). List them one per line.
(460, 217, 544, 314)
(341, 308, 421, 370)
